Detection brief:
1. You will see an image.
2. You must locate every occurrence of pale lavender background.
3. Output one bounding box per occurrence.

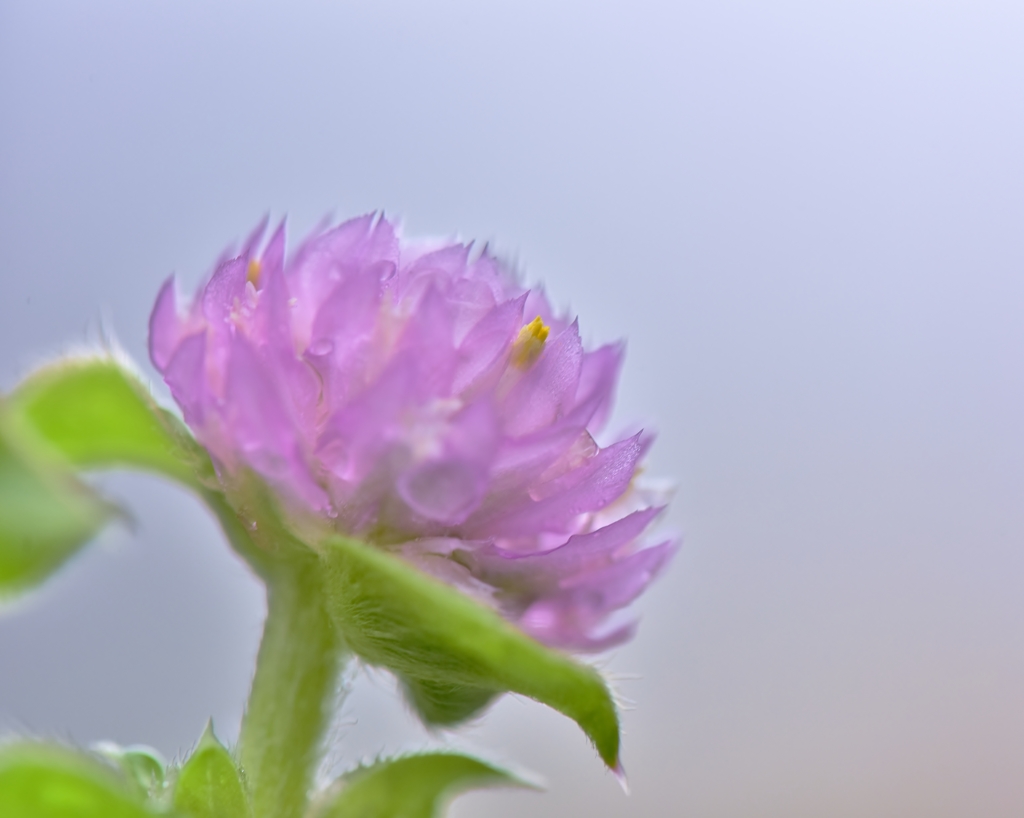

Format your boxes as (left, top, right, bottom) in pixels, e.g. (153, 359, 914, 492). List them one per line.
(2, 1, 1023, 815)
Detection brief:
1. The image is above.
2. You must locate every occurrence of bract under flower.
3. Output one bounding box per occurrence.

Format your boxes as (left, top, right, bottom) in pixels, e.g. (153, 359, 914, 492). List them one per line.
(149, 215, 674, 650)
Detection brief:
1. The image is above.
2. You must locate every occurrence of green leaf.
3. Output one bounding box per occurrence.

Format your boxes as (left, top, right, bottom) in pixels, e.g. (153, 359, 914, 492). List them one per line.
(94, 743, 169, 805)
(320, 536, 621, 769)
(6, 356, 205, 487)
(0, 742, 164, 818)
(173, 723, 251, 818)
(0, 410, 113, 598)
(310, 753, 527, 818)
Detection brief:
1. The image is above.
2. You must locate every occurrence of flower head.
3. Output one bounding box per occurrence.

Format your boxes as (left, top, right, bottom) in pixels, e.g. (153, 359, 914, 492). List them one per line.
(150, 215, 674, 650)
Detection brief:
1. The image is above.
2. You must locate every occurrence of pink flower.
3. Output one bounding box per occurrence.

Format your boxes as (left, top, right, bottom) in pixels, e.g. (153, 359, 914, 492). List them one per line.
(149, 215, 674, 651)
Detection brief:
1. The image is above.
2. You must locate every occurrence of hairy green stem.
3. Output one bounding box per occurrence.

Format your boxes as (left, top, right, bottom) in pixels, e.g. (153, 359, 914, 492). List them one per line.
(238, 556, 347, 818)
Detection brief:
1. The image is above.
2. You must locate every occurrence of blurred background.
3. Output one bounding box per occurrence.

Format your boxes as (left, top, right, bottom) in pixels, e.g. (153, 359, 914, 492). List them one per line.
(2, 1, 1023, 815)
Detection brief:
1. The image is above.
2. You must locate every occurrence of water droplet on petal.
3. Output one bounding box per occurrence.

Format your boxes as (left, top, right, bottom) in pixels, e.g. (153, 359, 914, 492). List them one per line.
(308, 339, 334, 356)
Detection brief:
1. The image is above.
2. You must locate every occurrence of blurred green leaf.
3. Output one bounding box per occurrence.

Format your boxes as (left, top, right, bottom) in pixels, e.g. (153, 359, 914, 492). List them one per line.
(0, 742, 165, 818)
(6, 356, 206, 487)
(94, 743, 168, 805)
(0, 410, 113, 598)
(320, 536, 621, 769)
(173, 723, 251, 818)
(311, 753, 526, 818)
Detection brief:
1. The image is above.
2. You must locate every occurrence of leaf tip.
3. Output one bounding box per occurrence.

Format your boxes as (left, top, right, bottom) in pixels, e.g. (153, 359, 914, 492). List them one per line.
(612, 759, 629, 794)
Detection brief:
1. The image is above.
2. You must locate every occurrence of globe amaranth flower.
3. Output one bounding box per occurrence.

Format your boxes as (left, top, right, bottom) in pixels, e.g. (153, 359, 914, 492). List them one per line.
(149, 214, 675, 651)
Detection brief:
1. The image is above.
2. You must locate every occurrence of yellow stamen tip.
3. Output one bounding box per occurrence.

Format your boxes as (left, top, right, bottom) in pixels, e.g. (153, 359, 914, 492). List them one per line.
(512, 316, 550, 368)
(246, 259, 262, 286)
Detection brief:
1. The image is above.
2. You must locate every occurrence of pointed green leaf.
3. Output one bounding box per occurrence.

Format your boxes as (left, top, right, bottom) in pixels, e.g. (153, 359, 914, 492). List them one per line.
(6, 356, 206, 487)
(173, 723, 251, 818)
(320, 536, 621, 769)
(311, 753, 527, 818)
(0, 742, 164, 818)
(0, 411, 113, 598)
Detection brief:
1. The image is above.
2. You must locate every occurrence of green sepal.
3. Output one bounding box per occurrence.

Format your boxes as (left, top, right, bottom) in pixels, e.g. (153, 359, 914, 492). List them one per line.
(320, 536, 621, 769)
(6, 355, 209, 488)
(0, 408, 113, 599)
(309, 752, 528, 818)
(0, 742, 168, 818)
(173, 722, 251, 818)
(400, 677, 498, 726)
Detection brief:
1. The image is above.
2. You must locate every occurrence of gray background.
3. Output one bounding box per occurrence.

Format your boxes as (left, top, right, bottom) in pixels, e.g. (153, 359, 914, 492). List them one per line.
(2, 1, 1023, 815)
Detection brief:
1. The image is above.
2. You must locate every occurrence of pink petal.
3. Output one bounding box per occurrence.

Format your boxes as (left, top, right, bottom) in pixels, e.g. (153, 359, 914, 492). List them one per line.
(394, 285, 457, 399)
(467, 432, 644, 537)
(317, 354, 418, 483)
(449, 277, 499, 344)
(289, 214, 398, 340)
(163, 331, 208, 427)
(398, 459, 489, 524)
(464, 507, 664, 585)
(260, 220, 287, 283)
(307, 266, 384, 410)
(224, 334, 327, 510)
(518, 541, 675, 651)
(558, 541, 676, 608)
(571, 343, 624, 433)
(452, 294, 526, 396)
(149, 275, 182, 371)
(203, 257, 248, 323)
(500, 320, 584, 436)
(241, 214, 269, 259)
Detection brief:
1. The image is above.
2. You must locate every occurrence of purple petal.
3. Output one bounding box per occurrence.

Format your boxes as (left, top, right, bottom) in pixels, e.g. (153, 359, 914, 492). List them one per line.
(464, 507, 664, 586)
(250, 244, 294, 350)
(395, 398, 501, 525)
(224, 334, 327, 509)
(518, 600, 637, 652)
(452, 295, 526, 396)
(163, 331, 208, 427)
(449, 277, 499, 344)
(307, 265, 384, 409)
(310, 267, 383, 346)
(224, 334, 295, 458)
(202, 257, 248, 326)
(317, 354, 418, 482)
(398, 459, 489, 524)
(395, 285, 457, 399)
(500, 320, 584, 436)
(522, 285, 570, 336)
(558, 541, 676, 609)
(398, 243, 470, 305)
(241, 214, 269, 259)
(467, 432, 644, 537)
(444, 398, 501, 461)
(289, 214, 398, 339)
(571, 343, 624, 433)
(467, 249, 522, 303)
(517, 541, 675, 650)
(490, 419, 587, 479)
(260, 220, 287, 282)
(149, 275, 182, 371)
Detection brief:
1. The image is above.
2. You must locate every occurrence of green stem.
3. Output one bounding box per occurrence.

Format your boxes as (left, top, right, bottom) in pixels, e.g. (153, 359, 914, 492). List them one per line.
(238, 555, 347, 818)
